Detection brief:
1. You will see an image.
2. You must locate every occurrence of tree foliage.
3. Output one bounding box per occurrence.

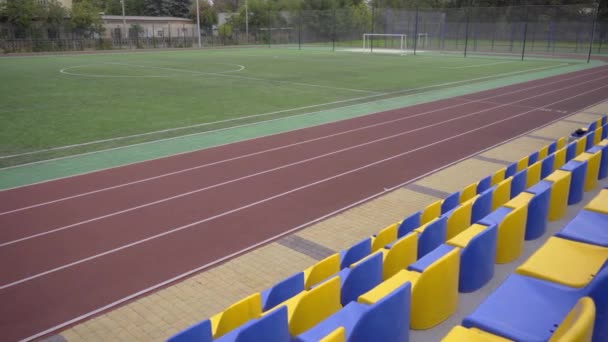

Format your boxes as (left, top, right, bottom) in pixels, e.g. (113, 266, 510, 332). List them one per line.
(144, 0, 192, 17)
(190, 0, 218, 30)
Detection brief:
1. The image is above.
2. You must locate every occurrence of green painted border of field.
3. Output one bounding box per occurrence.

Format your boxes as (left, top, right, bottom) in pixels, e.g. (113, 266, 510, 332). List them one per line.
(0, 59, 604, 190)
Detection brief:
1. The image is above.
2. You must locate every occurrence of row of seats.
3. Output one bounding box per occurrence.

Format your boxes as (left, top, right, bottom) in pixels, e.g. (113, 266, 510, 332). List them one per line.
(445, 187, 608, 342)
(168, 116, 608, 342)
(442, 121, 608, 341)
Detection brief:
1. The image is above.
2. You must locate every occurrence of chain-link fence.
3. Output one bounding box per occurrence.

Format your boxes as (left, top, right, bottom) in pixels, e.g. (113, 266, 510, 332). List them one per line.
(1, 4, 605, 59)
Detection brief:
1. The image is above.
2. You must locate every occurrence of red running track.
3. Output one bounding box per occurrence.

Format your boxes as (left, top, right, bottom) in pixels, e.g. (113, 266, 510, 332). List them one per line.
(1, 65, 608, 341)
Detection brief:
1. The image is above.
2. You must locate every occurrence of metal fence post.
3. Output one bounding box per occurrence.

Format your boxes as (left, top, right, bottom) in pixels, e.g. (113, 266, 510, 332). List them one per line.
(332, 9, 336, 51)
(298, 10, 302, 50)
(371, 4, 375, 53)
(268, 7, 272, 48)
(521, 3, 529, 61)
(414, 6, 419, 55)
(588, 3, 599, 63)
(464, 6, 471, 57)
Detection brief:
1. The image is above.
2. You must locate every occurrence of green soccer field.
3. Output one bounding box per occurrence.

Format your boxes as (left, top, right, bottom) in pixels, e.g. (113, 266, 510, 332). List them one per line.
(0, 47, 587, 167)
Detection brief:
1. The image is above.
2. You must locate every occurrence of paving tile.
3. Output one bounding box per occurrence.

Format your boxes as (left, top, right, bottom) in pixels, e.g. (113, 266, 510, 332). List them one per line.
(415, 158, 499, 193)
(479, 136, 548, 162)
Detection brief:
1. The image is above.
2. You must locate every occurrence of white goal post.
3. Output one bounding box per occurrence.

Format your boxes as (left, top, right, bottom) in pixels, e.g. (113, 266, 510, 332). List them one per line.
(363, 33, 407, 51)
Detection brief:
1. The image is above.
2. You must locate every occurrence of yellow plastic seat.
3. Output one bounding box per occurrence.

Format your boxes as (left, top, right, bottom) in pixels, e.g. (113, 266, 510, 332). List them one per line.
(303, 253, 340, 289)
(446, 199, 473, 240)
(288, 276, 342, 335)
(544, 170, 571, 221)
(538, 145, 549, 160)
(460, 182, 477, 203)
(585, 189, 608, 215)
(599, 139, 608, 147)
(573, 152, 601, 192)
(594, 127, 603, 146)
(554, 148, 567, 170)
(210, 293, 262, 338)
(516, 237, 608, 288)
(491, 168, 506, 186)
(442, 326, 513, 341)
(481, 200, 527, 264)
(557, 136, 567, 150)
(575, 136, 587, 157)
(319, 327, 346, 342)
(371, 223, 398, 252)
(492, 178, 512, 211)
(421, 200, 442, 225)
(526, 161, 541, 188)
(382, 233, 418, 280)
(549, 297, 596, 342)
(359, 245, 460, 330)
(516, 156, 528, 172)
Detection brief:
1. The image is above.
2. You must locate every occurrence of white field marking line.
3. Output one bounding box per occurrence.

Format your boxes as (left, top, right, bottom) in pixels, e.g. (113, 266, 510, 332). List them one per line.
(2, 66, 603, 217)
(109, 62, 381, 94)
(59, 65, 169, 78)
(18, 96, 608, 342)
(3, 80, 608, 290)
(441, 60, 518, 69)
(0, 62, 574, 169)
(58, 63, 245, 79)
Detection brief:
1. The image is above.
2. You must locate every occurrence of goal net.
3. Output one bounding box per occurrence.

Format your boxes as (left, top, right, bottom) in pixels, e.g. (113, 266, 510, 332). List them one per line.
(363, 34, 408, 52)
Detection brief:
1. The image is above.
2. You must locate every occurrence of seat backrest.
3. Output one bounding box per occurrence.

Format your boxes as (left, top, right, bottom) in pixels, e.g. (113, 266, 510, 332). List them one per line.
(341, 252, 383, 306)
(510, 169, 527, 199)
(516, 156, 529, 172)
(212, 293, 262, 338)
(421, 200, 442, 225)
(289, 276, 342, 336)
(304, 254, 341, 289)
(446, 199, 473, 240)
(549, 297, 595, 342)
(554, 147, 567, 170)
(460, 182, 477, 203)
(538, 144, 549, 160)
(529, 151, 539, 164)
(262, 272, 305, 311)
(526, 161, 542, 188)
(415, 216, 447, 259)
(492, 178, 512, 211)
(233, 306, 290, 342)
(477, 175, 492, 194)
(398, 211, 421, 238)
(441, 191, 461, 214)
(541, 153, 556, 179)
(372, 223, 398, 252)
(383, 232, 418, 280)
(350, 282, 411, 342)
(472, 187, 494, 223)
(340, 238, 371, 269)
(167, 319, 213, 342)
(491, 167, 506, 186)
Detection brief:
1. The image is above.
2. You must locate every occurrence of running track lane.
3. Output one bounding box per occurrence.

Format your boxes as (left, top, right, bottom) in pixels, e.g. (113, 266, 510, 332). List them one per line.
(1, 66, 608, 341)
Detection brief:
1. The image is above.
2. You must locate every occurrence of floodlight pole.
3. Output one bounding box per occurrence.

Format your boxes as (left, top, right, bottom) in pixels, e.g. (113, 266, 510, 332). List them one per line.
(121, 0, 127, 39)
(195, 0, 202, 48)
(246, 0, 249, 37)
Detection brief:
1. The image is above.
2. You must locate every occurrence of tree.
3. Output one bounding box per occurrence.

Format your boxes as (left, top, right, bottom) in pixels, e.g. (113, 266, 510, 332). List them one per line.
(44, 0, 69, 38)
(1, 0, 45, 37)
(191, 0, 217, 31)
(167, 0, 192, 17)
(144, 0, 191, 17)
(71, 0, 104, 36)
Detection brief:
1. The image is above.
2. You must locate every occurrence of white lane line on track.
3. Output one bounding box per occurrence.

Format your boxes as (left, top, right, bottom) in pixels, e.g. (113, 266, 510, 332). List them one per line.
(18, 94, 608, 342)
(0, 62, 570, 168)
(2, 80, 607, 291)
(1, 65, 603, 217)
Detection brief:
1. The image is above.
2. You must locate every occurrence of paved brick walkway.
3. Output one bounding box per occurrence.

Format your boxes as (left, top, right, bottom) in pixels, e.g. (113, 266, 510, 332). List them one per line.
(52, 101, 608, 342)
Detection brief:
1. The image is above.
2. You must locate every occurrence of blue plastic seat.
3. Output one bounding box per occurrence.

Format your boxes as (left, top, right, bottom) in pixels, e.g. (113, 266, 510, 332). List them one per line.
(398, 211, 421, 238)
(557, 209, 608, 247)
(295, 282, 411, 342)
(505, 162, 517, 178)
(168, 320, 213, 342)
(548, 141, 557, 155)
(541, 153, 555, 179)
(566, 141, 577, 162)
(560, 160, 587, 205)
(441, 191, 461, 214)
(463, 263, 608, 342)
(446, 223, 498, 293)
(415, 215, 447, 259)
(471, 187, 493, 223)
(477, 175, 492, 194)
(528, 151, 539, 164)
(588, 144, 608, 180)
(340, 238, 371, 269)
(522, 181, 551, 240)
(586, 131, 596, 150)
(510, 169, 527, 199)
(215, 307, 290, 342)
(337, 253, 383, 306)
(261, 273, 305, 311)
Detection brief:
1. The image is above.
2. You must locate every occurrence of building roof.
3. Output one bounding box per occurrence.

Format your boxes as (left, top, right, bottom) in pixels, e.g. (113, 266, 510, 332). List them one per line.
(101, 15, 193, 23)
